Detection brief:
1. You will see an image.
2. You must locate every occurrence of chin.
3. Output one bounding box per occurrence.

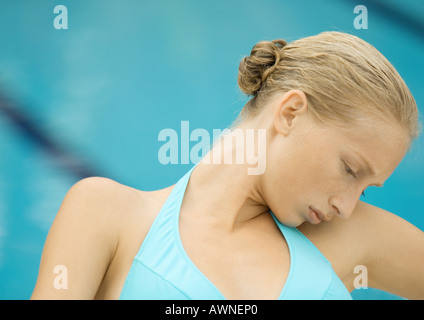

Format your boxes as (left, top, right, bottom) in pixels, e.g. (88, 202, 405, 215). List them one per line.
(278, 215, 303, 228)
(288, 220, 304, 228)
(269, 208, 302, 228)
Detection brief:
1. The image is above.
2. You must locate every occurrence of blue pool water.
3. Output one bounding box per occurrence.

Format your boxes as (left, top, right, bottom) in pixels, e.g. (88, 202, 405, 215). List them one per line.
(0, 0, 423, 300)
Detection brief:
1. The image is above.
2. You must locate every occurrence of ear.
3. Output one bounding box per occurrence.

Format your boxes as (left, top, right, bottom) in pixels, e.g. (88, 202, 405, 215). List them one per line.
(273, 90, 308, 136)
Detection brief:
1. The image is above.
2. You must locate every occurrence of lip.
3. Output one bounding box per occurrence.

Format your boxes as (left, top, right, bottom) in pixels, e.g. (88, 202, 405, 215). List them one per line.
(309, 206, 332, 223)
(308, 207, 322, 224)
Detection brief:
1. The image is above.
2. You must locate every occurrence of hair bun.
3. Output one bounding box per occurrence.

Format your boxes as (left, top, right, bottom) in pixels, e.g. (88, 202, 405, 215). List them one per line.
(238, 39, 287, 96)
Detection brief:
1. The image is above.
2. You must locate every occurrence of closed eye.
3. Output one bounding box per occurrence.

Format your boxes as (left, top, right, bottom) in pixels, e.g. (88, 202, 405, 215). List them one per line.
(343, 160, 366, 196)
(343, 161, 358, 179)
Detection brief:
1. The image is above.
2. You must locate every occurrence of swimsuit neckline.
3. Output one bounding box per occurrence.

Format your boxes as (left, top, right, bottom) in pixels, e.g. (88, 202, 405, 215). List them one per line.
(173, 163, 294, 299)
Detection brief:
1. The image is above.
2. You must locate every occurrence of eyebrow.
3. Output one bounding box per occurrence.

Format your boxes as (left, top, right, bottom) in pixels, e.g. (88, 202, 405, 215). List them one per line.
(350, 149, 384, 187)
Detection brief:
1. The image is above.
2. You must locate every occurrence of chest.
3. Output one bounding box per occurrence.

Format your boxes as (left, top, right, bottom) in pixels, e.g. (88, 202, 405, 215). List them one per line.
(100, 189, 357, 299)
(179, 215, 291, 299)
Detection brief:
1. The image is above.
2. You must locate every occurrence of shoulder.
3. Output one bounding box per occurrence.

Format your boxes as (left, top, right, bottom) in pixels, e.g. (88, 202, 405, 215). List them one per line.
(341, 201, 424, 298)
(58, 177, 138, 236)
(61, 176, 172, 247)
(299, 201, 424, 294)
(31, 176, 168, 299)
(299, 200, 399, 254)
(297, 201, 395, 286)
(65, 176, 144, 211)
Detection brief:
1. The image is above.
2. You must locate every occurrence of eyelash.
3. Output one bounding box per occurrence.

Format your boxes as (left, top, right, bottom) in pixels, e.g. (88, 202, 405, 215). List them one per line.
(345, 164, 357, 178)
(344, 162, 366, 197)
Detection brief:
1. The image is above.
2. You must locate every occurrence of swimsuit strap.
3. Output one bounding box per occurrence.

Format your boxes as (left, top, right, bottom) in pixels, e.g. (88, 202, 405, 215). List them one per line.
(120, 163, 352, 300)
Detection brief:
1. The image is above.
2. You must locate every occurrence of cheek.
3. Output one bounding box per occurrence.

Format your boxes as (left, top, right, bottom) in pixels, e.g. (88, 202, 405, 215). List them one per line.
(271, 146, 331, 195)
(297, 155, 343, 196)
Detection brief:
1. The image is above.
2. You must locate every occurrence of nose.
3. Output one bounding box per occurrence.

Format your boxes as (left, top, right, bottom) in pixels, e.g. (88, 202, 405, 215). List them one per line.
(329, 189, 362, 219)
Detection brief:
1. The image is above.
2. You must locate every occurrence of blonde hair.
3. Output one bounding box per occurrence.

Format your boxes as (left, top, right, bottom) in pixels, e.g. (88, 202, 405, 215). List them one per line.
(237, 31, 420, 142)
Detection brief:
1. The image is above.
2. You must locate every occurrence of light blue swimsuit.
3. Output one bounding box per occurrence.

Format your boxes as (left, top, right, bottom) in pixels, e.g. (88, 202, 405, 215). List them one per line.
(119, 164, 352, 300)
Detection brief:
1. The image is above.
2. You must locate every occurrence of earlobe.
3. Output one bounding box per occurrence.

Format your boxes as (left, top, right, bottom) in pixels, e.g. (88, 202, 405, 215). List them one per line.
(273, 90, 308, 136)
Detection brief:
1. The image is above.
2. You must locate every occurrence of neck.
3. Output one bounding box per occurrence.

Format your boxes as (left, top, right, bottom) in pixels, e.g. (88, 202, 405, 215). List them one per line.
(181, 124, 270, 232)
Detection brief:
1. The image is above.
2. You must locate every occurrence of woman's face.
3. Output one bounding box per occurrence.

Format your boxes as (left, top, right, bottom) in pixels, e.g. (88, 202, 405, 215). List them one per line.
(262, 94, 409, 227)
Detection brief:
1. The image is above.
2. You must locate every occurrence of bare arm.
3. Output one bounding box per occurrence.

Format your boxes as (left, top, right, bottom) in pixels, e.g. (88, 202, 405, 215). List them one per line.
(299, 200, 424, 299)
(31, 177, 121, 299)
(359, 201, 424, 299)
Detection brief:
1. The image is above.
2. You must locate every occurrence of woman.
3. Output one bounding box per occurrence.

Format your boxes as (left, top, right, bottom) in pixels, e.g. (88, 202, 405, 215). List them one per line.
(31, 31, 423, 300)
